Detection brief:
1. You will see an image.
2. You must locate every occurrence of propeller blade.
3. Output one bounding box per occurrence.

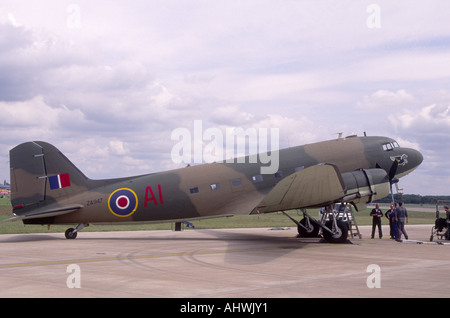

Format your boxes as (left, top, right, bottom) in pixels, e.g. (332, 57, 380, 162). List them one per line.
(388, 159, 399, 203)
(390, 183, 395, 203)
(389, 159, 398, 182)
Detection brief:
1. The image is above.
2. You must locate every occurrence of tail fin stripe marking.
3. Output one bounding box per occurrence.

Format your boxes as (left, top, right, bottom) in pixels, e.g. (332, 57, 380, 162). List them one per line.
(49, 173, 71, 190)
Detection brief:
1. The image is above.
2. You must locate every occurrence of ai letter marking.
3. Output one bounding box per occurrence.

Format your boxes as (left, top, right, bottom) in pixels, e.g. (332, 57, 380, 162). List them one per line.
(144, 184, 164, 207)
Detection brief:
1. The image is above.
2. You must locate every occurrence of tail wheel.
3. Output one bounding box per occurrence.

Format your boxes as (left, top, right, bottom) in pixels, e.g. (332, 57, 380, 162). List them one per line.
(65, 228, 78, 240)
(322, 220, 348, 243)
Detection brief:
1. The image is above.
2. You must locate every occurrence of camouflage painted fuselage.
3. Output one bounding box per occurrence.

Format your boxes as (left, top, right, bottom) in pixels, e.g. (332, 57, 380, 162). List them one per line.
(9, 135, 423, 226)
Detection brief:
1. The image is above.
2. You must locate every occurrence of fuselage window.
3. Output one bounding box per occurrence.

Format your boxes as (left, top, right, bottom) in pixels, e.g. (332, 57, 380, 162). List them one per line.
(231, 178, 242, 187)
(252, 175, 263, 182)
(274, 171, 284, 178)
(189, 187, 199, 194)
(210, 183, 220, 191)
(382, 142, 399, 151)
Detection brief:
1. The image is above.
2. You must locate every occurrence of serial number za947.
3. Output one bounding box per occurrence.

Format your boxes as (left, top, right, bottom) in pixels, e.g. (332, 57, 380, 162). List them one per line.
(86, 198, 103, 206)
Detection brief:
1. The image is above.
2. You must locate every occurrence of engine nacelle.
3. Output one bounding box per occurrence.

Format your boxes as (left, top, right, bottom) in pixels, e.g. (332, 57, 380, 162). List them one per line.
(340, 168, 391, 210)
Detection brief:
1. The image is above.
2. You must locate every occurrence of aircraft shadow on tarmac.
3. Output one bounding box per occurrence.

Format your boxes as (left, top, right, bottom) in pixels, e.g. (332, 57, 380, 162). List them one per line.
(0, 234, 62, 243)
(0, 229, 335, 265)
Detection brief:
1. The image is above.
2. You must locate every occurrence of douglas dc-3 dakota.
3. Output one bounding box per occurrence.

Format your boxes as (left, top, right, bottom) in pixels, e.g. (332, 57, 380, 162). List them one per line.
(3, 134, 423, 243)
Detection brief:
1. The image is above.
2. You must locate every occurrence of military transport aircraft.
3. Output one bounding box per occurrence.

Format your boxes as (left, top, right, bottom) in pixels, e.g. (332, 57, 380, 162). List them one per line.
(3, 134, 423, 243)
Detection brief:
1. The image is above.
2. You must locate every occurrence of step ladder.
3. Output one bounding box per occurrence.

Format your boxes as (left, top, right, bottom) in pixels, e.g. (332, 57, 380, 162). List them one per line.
(343, 206, 361, 239)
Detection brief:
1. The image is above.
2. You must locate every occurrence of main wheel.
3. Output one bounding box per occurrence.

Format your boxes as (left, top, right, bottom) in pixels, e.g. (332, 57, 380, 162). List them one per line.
(322, 220, 348, 243)
(298, 218, 320, 237)
(65, 228, 78, 240)
(445, 229, 450, 240)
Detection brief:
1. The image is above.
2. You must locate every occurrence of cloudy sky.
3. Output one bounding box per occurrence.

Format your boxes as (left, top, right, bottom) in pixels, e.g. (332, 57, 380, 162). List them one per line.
(1, 1, 449, 195)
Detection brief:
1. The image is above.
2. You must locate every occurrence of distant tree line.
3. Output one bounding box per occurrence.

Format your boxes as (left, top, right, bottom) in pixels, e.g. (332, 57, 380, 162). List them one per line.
(375, 194, 450, 205)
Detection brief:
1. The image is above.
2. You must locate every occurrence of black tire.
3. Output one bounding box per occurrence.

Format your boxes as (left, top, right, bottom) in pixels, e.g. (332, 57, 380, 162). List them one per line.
(65, 228, 77, 240)
(445, 229, 450, 240)
(322, 220, 348, 243)
(298, 218, 320, 237)
(435, 218, 447, 231)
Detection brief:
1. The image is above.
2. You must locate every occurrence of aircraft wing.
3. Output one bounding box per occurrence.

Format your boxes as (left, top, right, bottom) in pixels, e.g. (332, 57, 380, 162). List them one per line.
(252, 162, 391, 214)
(253, 164, 346, 214)
(1, 205, 83, 223)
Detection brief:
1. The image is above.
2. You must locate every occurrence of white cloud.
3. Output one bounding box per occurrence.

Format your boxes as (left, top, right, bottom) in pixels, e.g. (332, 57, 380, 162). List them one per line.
(0, 95, 86, 131)
(210, 105, 255, 126)
(250, 113, 319, 147)
(108, 140, 127, 156)
(390, 103, 450, 132)
(357, 89, 415, 110)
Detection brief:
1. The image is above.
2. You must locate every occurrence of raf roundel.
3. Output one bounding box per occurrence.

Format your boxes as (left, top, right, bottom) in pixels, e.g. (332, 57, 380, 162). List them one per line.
(108, 188, 138, 217)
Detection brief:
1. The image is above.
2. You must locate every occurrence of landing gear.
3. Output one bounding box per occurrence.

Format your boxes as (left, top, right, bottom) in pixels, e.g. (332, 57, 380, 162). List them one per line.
(282, 210, 319, 238)
(284, 205, 349, 243)
(298, 217, 320, 238)
(65, 228, 77, 239)
(322, 220, 349, 243)
(65, 223, 89, 239)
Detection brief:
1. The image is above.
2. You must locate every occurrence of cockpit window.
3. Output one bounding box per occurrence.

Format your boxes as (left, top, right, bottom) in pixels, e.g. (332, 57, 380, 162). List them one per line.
(382, 141, 400, 151)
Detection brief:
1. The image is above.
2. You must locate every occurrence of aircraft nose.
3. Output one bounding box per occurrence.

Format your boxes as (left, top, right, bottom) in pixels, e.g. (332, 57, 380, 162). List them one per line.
(398, 147, 423, 178)
(393, 147, 423, 179)
(409, 148, 423, 169)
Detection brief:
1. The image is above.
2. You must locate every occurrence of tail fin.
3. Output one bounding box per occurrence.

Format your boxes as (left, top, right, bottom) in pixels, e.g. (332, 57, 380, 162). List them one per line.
(10, 141, 89, 210)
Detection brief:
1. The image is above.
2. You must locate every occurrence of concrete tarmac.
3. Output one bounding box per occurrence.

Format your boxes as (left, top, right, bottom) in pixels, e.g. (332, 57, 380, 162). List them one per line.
(0, 224, 449, 298)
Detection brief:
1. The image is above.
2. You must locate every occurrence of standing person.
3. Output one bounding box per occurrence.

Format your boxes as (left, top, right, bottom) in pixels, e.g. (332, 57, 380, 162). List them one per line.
(396, 201, 409, 240)
(385, 204, 398, 240)
(370, 204, 383, 239)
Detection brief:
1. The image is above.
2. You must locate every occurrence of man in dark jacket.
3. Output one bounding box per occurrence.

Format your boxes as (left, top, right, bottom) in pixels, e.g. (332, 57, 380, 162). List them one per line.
(370, 204, 383, 239)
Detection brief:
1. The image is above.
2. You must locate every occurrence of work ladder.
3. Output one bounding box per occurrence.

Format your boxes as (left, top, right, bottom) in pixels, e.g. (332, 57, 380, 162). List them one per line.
(343, 206, 361, 239)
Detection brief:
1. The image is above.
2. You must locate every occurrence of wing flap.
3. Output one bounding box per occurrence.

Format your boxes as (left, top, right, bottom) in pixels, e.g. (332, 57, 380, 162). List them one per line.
(253, 164, 346, 213)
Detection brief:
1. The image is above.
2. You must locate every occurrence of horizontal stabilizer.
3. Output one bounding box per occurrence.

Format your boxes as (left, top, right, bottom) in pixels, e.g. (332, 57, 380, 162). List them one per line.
(1, 205, 82, 223)
(253, 163, 346, 214)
